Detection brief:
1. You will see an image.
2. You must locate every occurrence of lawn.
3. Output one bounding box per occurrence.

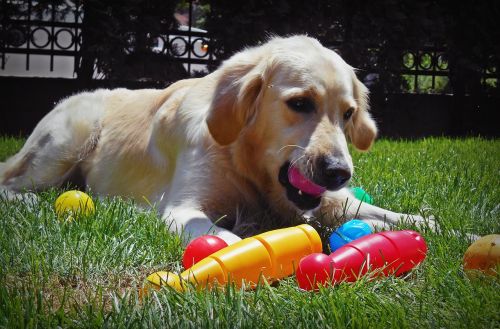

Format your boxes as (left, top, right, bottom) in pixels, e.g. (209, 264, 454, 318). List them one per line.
(0, 136, 499, 328)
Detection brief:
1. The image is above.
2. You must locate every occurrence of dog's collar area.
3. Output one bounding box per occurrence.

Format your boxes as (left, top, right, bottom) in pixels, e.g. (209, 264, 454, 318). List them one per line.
(278, 162, 322, 210)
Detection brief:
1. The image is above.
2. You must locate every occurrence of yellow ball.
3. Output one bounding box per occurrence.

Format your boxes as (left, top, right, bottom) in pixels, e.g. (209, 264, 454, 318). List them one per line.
(55, 190, 95, 218)
(463, 234, 500, 277)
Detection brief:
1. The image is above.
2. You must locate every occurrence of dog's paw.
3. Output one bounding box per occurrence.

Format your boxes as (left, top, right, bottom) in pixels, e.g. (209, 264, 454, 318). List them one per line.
(410, 212, 480, 242)
(0, 188, 39, 205)
(400, 212, 437, 233)
(21, 192, 40, 205)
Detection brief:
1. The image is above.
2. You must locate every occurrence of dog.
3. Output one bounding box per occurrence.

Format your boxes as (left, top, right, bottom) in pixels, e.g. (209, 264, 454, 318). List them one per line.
(0, 36, 433, 244)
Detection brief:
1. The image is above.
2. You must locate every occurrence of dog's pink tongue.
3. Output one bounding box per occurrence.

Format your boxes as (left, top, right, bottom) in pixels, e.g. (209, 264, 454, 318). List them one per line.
(288, 166, 326, 197)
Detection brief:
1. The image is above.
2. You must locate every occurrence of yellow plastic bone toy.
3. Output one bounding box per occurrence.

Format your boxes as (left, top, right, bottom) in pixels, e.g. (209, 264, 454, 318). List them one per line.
(144, 224, 322, 292)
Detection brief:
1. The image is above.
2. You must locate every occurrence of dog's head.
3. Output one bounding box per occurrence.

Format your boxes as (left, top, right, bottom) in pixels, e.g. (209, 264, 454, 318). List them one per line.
(206, 36, 377, 212)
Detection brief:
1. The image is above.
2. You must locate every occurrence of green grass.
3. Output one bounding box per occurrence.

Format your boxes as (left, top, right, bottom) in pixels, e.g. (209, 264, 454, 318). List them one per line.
(1, 137, 499, 328)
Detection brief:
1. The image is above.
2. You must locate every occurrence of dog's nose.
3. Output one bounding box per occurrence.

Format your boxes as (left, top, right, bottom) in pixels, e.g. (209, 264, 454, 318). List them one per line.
(316, 156, 351, 190)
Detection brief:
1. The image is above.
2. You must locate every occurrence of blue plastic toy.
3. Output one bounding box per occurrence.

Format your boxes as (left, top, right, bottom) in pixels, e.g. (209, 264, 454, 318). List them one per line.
(329, 219, 373, 252)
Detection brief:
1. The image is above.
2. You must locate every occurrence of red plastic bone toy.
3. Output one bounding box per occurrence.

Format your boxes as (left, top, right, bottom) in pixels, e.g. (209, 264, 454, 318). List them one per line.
(296, 230, 428, 290)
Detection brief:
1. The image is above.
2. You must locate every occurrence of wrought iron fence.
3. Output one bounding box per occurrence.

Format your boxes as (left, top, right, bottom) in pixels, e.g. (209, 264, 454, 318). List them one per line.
(0, 0, 219, 78)
(150, 26, 218, 76)
(399, 47, 498, 94)
(1, 0, 497, 94)
(401, 47, 451, 94)
(0, 0, 83, 75)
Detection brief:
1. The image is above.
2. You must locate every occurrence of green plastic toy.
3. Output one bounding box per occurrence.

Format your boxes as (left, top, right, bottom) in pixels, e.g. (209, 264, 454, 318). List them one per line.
(350, 187, 374, 205)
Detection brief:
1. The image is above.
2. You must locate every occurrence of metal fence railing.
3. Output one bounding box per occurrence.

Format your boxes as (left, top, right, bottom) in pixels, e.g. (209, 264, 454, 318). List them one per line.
(1, 0, 497, 95)
(0, 0, 219, 79)
(0, 0, 83, 75)
(400, 47, 451, 94)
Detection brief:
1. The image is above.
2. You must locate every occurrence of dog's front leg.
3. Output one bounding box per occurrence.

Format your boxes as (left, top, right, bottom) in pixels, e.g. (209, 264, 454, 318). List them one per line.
(345, 200, 433, 231)
(322, 189, 435, 231)
(163, 205, 242, 245)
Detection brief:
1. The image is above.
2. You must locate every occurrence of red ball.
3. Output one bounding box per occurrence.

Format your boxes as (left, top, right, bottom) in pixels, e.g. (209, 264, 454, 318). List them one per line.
(296, 253, 333, 291)
(182, 235, 228, 269)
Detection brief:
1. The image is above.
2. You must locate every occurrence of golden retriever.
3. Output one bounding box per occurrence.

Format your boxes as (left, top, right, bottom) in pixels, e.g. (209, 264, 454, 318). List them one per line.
(0, 36, 431, 244)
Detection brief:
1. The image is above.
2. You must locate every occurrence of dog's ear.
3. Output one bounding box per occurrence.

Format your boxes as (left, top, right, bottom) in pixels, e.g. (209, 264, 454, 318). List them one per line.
(206, 56, 265, 146)
(347, 78, 378, 151)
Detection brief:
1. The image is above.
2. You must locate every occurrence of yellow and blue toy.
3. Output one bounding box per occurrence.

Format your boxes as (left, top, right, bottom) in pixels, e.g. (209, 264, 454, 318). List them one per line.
(144, 224, 322, 292)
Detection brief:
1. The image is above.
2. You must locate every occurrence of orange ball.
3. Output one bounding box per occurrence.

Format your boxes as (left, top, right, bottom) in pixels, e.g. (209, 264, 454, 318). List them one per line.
(463, 234, 500, 277)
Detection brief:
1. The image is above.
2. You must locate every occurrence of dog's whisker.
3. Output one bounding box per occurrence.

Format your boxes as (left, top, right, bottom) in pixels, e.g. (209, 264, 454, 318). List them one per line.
(290, 154, 306, 169)
(277, 144, 306, 154)
(306, 157, 314, 178)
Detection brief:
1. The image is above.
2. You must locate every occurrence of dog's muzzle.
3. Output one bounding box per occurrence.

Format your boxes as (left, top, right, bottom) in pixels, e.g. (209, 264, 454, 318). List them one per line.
(312, 155, 351, 191)
(279, 162, 323, 210)
(278, 157, 351, 210)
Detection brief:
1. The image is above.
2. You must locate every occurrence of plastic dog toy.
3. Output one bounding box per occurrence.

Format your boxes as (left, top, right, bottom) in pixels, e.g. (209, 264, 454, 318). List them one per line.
(329, 219, 373, 252)
(463, 234, 500, 277)
(144, 224, 322, 292)
(182, 235, 228, 269)
(55, 190, 95, 218)
(350, 187, 374, 205)
(297, 230, 428, 290)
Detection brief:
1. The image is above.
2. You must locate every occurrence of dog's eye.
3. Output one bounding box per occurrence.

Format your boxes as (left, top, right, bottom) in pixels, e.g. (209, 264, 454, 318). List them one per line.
(343, 107, 355, 121)
(286, 97, 315, 114)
